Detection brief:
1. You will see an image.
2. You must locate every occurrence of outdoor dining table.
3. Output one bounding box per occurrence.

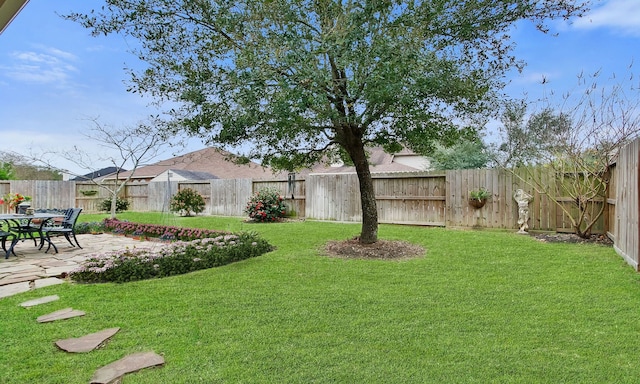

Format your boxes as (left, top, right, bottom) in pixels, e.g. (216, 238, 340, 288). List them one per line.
(0, 213, 66, 259)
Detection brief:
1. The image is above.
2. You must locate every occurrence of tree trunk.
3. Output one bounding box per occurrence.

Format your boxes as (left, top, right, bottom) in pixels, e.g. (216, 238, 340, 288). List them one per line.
(347, 141, 378, 244)
(110, 191, 117, 219)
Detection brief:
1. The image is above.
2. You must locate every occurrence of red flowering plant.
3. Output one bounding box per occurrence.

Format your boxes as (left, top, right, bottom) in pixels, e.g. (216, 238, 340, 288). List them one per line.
(244, 187, 287, 222)
(102, 218, 229, 241)
(0, 193, 32, 210)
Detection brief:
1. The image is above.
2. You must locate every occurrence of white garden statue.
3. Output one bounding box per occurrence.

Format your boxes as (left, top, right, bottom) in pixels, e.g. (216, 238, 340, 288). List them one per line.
(513, 189, 533, 234)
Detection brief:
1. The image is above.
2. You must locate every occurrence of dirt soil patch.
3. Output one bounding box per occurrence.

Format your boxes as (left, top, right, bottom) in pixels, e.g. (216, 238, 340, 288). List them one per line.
(531, 232, 613, 246)
(324, 237, 426, 260)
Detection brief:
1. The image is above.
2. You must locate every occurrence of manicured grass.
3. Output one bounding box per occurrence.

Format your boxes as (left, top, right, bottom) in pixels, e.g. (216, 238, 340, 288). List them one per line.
(1, 213, 639, 383)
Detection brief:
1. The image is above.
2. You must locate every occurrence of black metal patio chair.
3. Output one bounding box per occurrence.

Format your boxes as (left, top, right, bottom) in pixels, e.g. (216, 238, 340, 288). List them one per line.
(40, 208, 83, 254)
(7, 208, 50, 247)
(0, 221, 16, 258)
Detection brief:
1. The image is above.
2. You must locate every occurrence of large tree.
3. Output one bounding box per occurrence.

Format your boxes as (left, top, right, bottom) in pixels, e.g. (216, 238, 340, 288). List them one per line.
(67, 0, 588, 243)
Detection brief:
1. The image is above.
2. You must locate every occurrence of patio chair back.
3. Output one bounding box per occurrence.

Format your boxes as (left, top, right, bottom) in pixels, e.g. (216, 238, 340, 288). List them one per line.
(62, 208, 82, 228)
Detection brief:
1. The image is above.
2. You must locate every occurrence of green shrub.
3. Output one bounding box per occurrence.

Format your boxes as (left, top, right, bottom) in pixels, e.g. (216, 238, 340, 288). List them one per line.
(75, 221, 105, 234)
(170, 188, 206, 216)
(245, 187, 287, 222)
(69, 232, 273, 283)
(100, 197, 130, 212)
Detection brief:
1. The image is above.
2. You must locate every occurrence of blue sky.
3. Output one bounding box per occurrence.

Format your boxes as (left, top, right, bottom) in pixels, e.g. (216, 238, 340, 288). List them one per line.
(0, 0, 639, 175)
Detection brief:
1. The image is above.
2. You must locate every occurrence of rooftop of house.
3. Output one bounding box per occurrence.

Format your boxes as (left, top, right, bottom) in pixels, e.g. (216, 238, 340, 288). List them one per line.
(158, 169, 218, 181)
(108, 147, 283, 181)
(71, 167, 126, 181)
(301, 146, 428, 175)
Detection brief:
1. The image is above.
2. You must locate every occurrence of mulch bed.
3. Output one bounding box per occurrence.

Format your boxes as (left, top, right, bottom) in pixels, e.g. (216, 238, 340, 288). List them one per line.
(324, 237, 426, 260)
(530, 232, 613, 246)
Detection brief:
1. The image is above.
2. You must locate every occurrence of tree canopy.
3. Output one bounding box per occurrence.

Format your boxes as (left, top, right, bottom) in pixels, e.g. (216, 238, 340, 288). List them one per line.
(430, 139, 491, 170)
(67, 0, 589, 243)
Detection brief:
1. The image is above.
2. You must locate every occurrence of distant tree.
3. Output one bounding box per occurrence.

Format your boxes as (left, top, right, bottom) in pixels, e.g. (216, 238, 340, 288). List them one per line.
(430, 139, 491, 170)
(13, 164, 63, 180)
(0, 162, 14, 180)
(67, 0, 589, 243)
(0, 152, 61, 180)
(493, 101, 571, 167)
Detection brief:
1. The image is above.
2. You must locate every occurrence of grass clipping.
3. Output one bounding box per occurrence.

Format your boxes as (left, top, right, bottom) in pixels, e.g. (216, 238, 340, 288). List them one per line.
(324, 237, 425, 260)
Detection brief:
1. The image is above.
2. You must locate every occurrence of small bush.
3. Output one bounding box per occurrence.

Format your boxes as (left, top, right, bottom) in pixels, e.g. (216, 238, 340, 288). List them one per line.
(100, 197, 130, 212)
(75, 221, 105, 234)
(245, 187, 287, 222)
(69, 232, 273, 283)
(170, 188, 206, 216)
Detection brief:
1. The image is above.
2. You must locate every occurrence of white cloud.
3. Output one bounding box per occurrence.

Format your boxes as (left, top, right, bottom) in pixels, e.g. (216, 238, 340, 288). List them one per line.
(44, 47, 78, 61)
(2, 47, 78, 85)
(574, 0, 640, 36)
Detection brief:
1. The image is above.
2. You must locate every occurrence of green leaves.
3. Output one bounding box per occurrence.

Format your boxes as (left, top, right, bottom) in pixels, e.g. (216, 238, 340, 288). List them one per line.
(67, 0, 587, 168)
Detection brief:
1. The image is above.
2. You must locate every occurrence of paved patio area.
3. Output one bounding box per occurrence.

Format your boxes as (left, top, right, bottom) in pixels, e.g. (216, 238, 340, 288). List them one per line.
(0, 234, 160, 299)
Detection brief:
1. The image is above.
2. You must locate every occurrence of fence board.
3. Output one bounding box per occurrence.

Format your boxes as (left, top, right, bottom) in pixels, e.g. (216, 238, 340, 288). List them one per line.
(204, 178, 252, 217)
(607, 163, 617, 242)
(613, 140, 640, 270)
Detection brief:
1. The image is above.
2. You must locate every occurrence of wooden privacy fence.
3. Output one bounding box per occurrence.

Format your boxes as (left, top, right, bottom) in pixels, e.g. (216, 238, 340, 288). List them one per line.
(0, 168, 607, 233)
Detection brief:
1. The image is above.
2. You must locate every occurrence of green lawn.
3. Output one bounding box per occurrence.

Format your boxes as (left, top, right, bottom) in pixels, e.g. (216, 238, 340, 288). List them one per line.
(1, 213, 639, 383)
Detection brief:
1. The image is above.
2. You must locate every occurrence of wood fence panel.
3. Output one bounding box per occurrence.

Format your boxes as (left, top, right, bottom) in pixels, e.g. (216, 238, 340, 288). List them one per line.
(448, 169, 500, 228)
(146, 181, 177, 212)
(287, 178, 306, 217)
(372, 173, 445, 226)
(3, 180, 74, 212)
(306, 173, 362, 221)
(613, 140, 639, 270)
(123, 183, 149, 212)
(75, 182, 104, 213)
(209, 178, 252, 216)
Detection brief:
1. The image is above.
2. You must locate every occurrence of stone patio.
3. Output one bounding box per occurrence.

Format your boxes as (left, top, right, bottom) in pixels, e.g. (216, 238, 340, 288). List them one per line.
(0, 234, 161, 299)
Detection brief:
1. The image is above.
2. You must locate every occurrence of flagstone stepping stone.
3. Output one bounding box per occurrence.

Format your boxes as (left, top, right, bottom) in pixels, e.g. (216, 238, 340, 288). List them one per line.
(56, 327, 120, 353)
(0, 282, 31, 299)
(33, 277, 65, 289)
(90, 351, 165, 384)
(20, 295, 60, 307)
(37, 308, 85, 323)
(0, 275, 41, 286)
